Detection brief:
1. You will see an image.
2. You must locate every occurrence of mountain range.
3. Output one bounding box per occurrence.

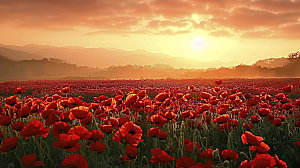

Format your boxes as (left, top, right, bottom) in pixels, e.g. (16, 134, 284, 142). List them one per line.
(0, 44, 239, 69)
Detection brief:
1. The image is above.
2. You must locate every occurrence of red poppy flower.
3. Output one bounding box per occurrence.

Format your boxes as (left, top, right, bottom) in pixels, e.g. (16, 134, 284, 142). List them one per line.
(147, 127, 160, 137)
(252, 153, 276, 168)
(12, 87, 26, 94)
(68, 126, 90, 140)
(185, 142, 200, 153)
(241, 131, 263, 146)
(0, 137, 19, 153)
(61, 154, 88, 168)
(11, 122, 24, 131)
(238, 160, 253, 168)
(113, 121, 143, 146)
(69, 106, 90, 120)
(242, 123, 254, 131)
(52, 121, 70, 139)
(199, 148, 214, 159)
(272, 118, 282, 127)
(80, 113, 93, 127)
(282, 84, 293, 93)
(150, 148, 175, 164)
(151, 114, 168, 128)
(90, 141, 106, 153)
(164, 111, 176, 120)
(22, 154, 44, 167)
(200, 92, 212, 100)
(158, 131, 168, 140)
(20, 120, 49, 139)
(125, 145, 138, 159)
(221, 150, 238, 162)
(258, 108, 270, 117)
(250, 115, 260, 123)
(155, 92, 169, 102)
(124, 94, 138, 106)
(99, 125, 115, 134)
(117, 117, 130, 127)
(213, 114, 230, 124)
(53, 134, 81, 152)
(85, 130, 104, 142)
(215, 80, 222, 85)
(4, 96, 19, 106)
(176, 156, 196, 168)
(0, 115, 12, 126)
(60, 87, 71, 93)
(17, 107, 31, 118)
(103, 117, 119, 128)
(42, 109, 64, 126)
(274, 154, 287, 168)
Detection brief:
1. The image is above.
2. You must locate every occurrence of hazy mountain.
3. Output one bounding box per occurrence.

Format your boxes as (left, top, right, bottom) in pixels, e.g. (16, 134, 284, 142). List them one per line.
(0, 44, 237, 69)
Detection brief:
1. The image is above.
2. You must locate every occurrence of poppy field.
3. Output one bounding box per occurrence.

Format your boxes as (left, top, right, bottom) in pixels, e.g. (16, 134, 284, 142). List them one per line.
(0, 79, 299, 168)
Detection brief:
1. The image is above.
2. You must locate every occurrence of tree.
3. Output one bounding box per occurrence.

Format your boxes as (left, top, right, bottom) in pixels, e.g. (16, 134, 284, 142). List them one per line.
(288, 51, 300, 62)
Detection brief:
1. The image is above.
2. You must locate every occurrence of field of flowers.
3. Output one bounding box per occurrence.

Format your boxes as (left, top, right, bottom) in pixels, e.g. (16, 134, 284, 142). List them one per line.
(0, 79, 299, 168)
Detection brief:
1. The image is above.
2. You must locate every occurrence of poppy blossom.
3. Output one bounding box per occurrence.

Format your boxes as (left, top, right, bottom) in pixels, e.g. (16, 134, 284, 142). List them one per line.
(158, 131, 168, 140)
(199, 148, 214, 159)
(113, 121, 143, 146)
(21, 154, 44, 167)
(61, 154, 88, 168)
(60, 87, 71, 93)
(150, 148, 175, 164)
(282, 85, 293, 93)
(52, 121, 70, 139)
(85, 129, 104, 142)
(69, 106, 90, 120)
(0, 137, 19, 153)
(12, 87, 26, 94)
(250, 115, 260, 123)
(213, 114, 230, 124)
(90, 141, 106, 153)
(11, 122, 24, 131)
(68, 126, 90, 140)
(221, 150, 238, 162)
(147, 127, 160, 137)
(99, 125, 115, 134)
(176, 156, 196, 168)
(124, 94, 138, 106)
(215, 80, 222, 85)
(155, 92, 169, 102)
(151, 114, 168, 128)
(241, 131, 263, 146)
(125, 145, 138, 159)
(164, 111, 176, 120)
(252, 153, 276, 168)
(274, 154, 287, 168)
(200, 92, 212, 100)
(53, 134, 81, 152)
(0, 115, 12, 126)
(4, 96, 19, 106)
(20, 120, 49, 139)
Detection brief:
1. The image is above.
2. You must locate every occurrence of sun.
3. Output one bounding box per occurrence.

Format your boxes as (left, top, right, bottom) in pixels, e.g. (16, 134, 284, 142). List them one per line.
(191, 37, 205, 50)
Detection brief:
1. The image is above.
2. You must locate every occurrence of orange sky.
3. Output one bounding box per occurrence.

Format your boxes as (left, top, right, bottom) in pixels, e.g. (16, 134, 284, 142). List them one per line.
(0, 0, 300, 66)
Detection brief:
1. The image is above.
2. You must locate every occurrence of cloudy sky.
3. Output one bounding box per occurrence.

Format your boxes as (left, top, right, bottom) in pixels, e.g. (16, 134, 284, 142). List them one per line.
(0, 0, 299, 65)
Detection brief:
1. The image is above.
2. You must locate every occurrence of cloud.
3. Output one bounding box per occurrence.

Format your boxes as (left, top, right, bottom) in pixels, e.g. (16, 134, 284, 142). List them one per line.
(0, 0, 299, 38)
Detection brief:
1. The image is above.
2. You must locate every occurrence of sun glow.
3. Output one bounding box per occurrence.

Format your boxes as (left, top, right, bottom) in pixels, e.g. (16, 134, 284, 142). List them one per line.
(191, 37, 206, 50)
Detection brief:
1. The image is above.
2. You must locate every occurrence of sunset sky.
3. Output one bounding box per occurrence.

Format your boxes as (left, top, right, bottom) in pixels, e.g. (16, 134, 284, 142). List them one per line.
(0, 0, 300, 66)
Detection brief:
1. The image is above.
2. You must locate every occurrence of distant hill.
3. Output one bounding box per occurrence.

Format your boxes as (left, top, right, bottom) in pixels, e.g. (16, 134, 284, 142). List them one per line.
(0, 44, 237, 69)
(0, 53, 299, 81)
(254, 57, 290, 68)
